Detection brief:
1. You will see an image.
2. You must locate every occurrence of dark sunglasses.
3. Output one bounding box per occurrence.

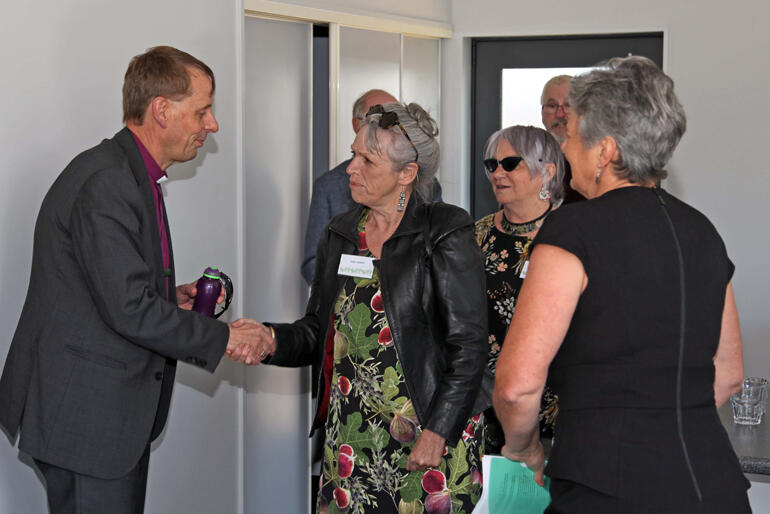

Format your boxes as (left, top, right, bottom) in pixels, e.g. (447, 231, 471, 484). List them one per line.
(366, 104, 419, 161)
(483, 156, 525, 174)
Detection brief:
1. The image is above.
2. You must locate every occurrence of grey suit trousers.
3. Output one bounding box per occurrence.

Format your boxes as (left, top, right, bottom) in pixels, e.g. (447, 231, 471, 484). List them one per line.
(34, 444, 150, 514)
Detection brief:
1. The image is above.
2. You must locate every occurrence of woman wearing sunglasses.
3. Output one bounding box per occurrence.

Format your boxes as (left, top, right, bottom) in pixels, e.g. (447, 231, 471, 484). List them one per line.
(474, 125, 565, 456)
(231, 102, 492, 513)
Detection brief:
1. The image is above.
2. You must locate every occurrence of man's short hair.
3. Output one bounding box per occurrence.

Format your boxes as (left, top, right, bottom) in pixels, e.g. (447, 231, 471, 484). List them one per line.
(352, 89, 394, 120)
(123, 46, 215, 124)
(540, 74, 572, 105)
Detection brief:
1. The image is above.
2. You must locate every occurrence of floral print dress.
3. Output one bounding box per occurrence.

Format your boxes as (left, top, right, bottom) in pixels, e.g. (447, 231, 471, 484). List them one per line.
(318, 210, 484, 514)
(474, 213, 558, 454)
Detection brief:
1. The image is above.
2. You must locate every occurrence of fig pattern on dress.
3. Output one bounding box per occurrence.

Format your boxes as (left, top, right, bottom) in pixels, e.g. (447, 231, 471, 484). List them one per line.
(318, 209, 484, 514)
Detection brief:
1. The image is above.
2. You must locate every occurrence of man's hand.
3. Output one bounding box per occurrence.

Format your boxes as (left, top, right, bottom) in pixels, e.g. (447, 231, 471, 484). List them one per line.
(176, 282, 197, 310)
(407, 429, 446, 471)
(226, 318, 276, 365)
(176, 280, 226, 311)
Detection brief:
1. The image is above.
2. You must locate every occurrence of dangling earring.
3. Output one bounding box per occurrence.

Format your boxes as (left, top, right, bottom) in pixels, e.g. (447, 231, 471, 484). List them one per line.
(595, 169, 602, 184)
(539, 183, 551, 201)
(397, 186, 406, 211)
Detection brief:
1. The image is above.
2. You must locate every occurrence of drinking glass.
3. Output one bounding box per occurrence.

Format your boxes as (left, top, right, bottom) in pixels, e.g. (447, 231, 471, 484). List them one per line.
(731, 377, 769, 425)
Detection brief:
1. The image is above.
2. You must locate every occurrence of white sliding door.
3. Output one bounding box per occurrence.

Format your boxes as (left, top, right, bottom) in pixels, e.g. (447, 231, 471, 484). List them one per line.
(243, 16, 313, 514)
(402, 36, 441, 129)
(335, 27, 401, 165)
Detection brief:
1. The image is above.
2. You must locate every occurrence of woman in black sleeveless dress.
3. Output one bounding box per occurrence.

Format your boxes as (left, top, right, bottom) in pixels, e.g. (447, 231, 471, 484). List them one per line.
(492, 56, 750, 512)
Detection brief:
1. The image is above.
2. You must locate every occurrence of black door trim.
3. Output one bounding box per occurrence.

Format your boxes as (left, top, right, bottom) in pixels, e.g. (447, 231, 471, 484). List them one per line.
(470, 32, 664, 219)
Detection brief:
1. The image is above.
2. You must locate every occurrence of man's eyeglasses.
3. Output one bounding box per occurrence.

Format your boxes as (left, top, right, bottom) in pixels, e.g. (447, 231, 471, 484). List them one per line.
(366, 104, 419, 161)
(541, 102, 571, 115)
(483, 156, 524, 176)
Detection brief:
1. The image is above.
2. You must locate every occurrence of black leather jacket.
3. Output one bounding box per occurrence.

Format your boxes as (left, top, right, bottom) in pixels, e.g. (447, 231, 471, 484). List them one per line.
(269, 195, 493, 445)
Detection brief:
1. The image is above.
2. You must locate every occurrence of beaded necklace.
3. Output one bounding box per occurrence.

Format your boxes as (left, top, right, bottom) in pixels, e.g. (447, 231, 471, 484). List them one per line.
(498, 202, 553, 236)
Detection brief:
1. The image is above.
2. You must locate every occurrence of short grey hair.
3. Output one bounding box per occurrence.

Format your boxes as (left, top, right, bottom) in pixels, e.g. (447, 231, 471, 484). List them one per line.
(568, 56, 686, 183)
(352, 89, 394, 120)
(540, 75, 572, 105)
(362, 102, 440, 200)
(484, 125, 565, 202)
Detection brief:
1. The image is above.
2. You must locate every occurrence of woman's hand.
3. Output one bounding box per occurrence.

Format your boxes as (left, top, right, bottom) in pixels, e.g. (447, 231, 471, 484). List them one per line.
(226, 318, 276, 365)
(407, 429, 446, 471)
(492, 243, 583, 487)
(501, 439, 545, 486)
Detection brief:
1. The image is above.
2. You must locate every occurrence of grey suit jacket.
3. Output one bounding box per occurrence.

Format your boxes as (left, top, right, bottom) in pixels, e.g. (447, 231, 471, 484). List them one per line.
(0, 128, 229, 478)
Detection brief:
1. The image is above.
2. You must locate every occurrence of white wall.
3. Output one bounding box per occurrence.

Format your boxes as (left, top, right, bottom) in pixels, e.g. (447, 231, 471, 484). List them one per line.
(442, 0, 770, 380)
(0, 1, 243, 512)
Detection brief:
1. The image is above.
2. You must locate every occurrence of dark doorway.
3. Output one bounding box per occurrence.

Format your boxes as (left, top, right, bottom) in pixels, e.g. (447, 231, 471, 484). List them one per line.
(471, 33, 664, 219)
(313, 24, 330, 181)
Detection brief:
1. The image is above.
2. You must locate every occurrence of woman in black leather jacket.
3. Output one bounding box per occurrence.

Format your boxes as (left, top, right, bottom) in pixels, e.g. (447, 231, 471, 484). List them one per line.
(232, 102, 492, 513)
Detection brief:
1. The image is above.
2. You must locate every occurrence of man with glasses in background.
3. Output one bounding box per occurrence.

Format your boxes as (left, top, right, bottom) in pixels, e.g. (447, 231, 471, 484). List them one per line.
(541, 75, 583, 203)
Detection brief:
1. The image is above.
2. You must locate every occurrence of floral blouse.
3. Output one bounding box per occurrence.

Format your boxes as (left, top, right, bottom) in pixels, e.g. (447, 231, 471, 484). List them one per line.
(475, 212, 558, 449)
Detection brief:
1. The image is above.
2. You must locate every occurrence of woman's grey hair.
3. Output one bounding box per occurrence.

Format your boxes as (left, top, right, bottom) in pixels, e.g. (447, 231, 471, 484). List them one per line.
(568, 55, 686, 183)
(484, 125, 565, 202)
(362, 102, 440, 200)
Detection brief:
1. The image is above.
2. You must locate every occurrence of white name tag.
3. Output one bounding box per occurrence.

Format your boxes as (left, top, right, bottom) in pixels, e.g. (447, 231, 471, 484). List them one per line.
(338, 254, 374, 279)
(520, 260, 530, 278)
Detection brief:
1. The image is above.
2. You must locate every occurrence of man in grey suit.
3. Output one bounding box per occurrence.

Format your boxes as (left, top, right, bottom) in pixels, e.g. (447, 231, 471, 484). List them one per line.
(0, 46, 263, 514)
(301, 89, 442, 283)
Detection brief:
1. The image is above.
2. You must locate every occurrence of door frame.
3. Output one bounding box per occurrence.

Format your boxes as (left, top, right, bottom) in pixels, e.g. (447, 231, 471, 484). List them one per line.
(470, 32, 665, 219)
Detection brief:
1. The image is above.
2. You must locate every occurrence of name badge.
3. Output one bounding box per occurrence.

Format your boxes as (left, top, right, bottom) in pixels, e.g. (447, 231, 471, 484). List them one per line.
(338, 254, 374, 279)
(520, 260, 530, 278)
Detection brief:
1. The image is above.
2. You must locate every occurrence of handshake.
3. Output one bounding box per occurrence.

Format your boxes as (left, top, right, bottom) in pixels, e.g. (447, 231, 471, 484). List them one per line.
(225, 318, 276, 365)
(176, 280, 275, 366)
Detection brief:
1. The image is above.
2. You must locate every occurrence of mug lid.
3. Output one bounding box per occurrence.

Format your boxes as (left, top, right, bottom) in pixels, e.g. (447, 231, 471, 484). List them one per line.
(203, 267, 221, 279)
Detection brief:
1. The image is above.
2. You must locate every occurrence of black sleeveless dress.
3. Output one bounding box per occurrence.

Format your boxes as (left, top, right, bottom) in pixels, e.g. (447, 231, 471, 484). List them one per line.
(533, 187, 750, 513)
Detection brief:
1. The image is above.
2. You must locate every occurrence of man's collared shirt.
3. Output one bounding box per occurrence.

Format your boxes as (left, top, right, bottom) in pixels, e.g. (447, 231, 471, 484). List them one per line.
(130, 130, 170, 299)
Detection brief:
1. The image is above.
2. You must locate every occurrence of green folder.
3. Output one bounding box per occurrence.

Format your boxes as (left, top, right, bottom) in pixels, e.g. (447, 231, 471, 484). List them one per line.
(472, 455, 551, 514)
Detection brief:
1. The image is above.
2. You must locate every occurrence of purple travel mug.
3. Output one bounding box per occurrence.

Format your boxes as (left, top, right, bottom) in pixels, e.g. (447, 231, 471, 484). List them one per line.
(192, 267, 224, 318)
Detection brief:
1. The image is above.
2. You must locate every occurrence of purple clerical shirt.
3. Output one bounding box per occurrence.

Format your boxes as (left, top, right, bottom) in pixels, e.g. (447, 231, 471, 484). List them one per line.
(130, 131, 170, 300)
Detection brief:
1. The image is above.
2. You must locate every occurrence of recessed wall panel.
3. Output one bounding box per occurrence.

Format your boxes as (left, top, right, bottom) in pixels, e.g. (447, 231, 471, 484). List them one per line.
(402, 36, 440, 128)
(244, 16, 312, 514)
(337, 27, 400, 165)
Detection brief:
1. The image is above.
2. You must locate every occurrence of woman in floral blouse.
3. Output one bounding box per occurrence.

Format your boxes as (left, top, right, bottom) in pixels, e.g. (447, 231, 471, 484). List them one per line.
(474, 125, 564, 455)
(238, 102, 492, 513)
